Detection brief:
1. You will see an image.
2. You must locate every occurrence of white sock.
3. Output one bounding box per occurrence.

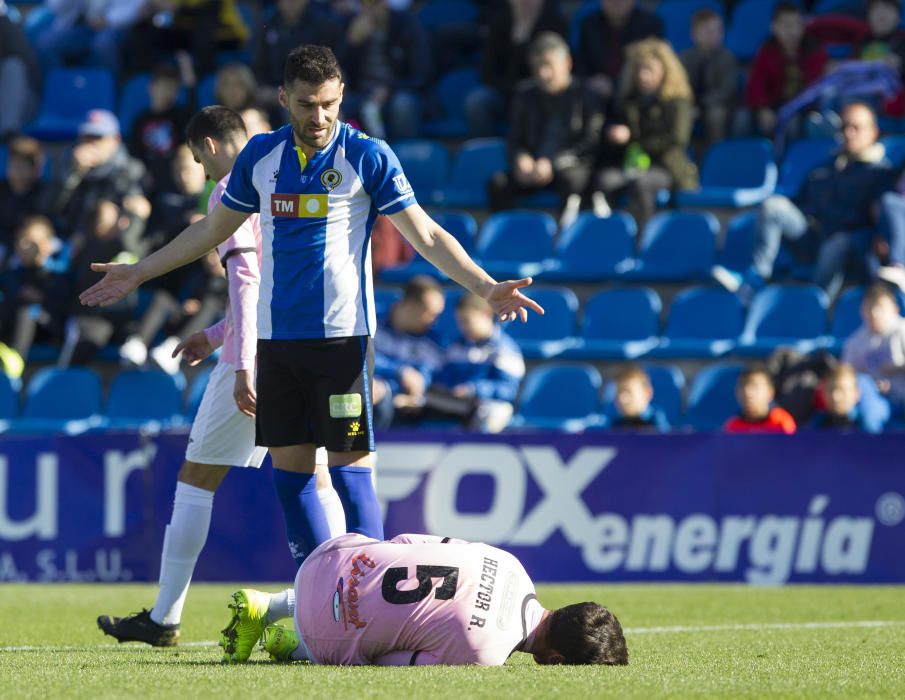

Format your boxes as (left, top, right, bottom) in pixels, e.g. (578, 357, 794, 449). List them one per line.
(150, 482, 214, 626)
(319, 486, 346, 538)
(266, 587, 296, 623)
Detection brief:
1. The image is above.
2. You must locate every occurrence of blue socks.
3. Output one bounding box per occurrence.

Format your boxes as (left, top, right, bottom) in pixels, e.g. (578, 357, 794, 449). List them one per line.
(272, 469, 331, 568)
(331, 466, 384, 540)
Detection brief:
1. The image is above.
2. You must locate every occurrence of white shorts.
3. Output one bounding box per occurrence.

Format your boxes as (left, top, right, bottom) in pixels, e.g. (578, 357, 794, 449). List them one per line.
(185, 361, 268, 468)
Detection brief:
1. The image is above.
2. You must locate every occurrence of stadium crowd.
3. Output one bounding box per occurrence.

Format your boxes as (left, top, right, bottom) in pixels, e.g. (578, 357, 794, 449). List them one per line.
(1, 0, 905, 433)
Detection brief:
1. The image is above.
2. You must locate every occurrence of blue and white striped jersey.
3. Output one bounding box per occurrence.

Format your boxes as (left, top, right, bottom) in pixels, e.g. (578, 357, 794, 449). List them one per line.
(221, 121, 416, 339)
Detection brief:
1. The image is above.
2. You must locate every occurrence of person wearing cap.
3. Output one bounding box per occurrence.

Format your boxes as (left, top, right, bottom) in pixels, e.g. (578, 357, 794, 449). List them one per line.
(48, 109, 151, 240)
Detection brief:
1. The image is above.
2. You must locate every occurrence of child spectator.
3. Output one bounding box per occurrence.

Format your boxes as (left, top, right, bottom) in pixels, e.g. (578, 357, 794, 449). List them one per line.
(680, 9, 738, 146)
(724, 365, 797, 434)
(607, 364, 669, 431)
(427, 294, 526, 434)
(842, 283, 905, 416)
(743, 2, 828, 137)
(0, 137, 47, 268)
(0, 216, 68, 365)
(810, 364, 878, 432)
(593, 38, 698, 227)
(128, 64, 193, 196)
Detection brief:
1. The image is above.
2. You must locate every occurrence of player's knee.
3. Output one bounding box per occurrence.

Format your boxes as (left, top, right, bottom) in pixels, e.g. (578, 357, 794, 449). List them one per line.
(328, 450, 371, 468)
(177, 461, 228, 491)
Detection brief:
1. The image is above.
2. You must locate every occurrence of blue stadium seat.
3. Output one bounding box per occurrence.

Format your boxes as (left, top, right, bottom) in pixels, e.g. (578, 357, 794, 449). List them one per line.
(418, 0, 478, 29)
(27, 67, 117, 140)
(776, 138, 836, 198)
(881, 135, 905, 169)
(718, 212, 756, 274)
(503, 287, 580, 359)
(601, 364, 685, 427)
(675, 139, 777, 208)
(685, 363, 744, 431)
(626, 211, 718, 281)
(373, 288, 402, 319)
(0, 375, 20, 431)
(656, 0, 723, 53)
(432, 138, 507, 208)
(434, 289, 464, 342)
(736, 285, 829, 357)
(379, 210, 478, 283)
(569, 1, 599, 51)
(476, 211, 556, 279)
(423, 68, 481, 139)
(197, 73, 217, 108)
(184, 366, 215, 419)
(813, 0, 865, 15)
(393, 140, 450, 199)
(828, 286, 865, 354)
(23, 5, 54, 46)
(511, 363, 604, 432)
(118, 72, 190, 140)
(11, 368, 103, 433)
(726, 0, 800, 62)
(564, 287, 661, 360)
(653, 286, 745, 358)
(545, 212, 636, 282)
(105, 370, 186, 428)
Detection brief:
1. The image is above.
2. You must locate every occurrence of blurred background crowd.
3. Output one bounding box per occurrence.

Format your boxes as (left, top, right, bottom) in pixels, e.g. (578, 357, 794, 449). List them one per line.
(1, 0, 905, 435)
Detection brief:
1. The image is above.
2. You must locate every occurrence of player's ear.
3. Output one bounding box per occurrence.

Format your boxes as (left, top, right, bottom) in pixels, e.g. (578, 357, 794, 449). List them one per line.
(203, 136, 217, 157)
(278, 85, 288, 110)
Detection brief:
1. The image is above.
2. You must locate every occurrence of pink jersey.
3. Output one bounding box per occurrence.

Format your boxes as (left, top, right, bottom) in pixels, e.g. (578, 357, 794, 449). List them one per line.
(202, 174, 262, 370)
(294, 533, 544, 666)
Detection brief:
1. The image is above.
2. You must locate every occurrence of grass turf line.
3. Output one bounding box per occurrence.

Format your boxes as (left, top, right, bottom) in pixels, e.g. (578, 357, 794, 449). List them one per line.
(0, 584, 903, 699)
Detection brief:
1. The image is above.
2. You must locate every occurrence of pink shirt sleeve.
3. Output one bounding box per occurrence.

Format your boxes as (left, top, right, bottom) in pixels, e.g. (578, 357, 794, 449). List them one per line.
(224, 249, 259, 371)
(204, 319, 226, 349)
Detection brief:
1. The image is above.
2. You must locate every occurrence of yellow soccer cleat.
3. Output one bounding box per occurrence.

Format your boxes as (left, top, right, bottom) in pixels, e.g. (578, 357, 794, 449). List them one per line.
(260, 624, 300, 662)
(219, 588, 270, 663)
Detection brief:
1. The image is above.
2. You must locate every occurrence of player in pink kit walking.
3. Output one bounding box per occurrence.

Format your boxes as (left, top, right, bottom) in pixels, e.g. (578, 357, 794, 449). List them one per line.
(225, 533, 628, 666)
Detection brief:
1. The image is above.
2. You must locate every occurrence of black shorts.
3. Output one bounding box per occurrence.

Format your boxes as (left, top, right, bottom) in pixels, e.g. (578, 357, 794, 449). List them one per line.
(255, 337, 375, 452)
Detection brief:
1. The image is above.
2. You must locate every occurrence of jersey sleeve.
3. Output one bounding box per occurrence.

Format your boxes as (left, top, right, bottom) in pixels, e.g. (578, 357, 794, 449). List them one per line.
(222, 141, 261, 214)
(362, 140, 417, 215)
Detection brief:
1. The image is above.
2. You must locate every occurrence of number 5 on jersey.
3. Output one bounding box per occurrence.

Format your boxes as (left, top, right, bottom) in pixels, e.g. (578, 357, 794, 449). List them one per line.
(381, 565, 460, 605)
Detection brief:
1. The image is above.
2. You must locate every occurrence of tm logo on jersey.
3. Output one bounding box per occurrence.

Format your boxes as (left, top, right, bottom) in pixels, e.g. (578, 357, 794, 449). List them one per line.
(270, 192, 328, 218)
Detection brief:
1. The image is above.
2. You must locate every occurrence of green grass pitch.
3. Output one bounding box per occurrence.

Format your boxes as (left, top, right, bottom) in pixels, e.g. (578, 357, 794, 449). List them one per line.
(1, 584, 903, 699)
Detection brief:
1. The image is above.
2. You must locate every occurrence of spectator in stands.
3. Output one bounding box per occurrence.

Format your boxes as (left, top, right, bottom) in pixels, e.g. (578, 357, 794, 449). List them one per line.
(724, 365, 797, 434)
(425, 294, 525, 433)
(573, 0, 663, 100)
(713, 102, 893, 301)
(337, 0, 433, 140)
(128, 64, 193, 196)
(809, 364, 877, 433)
(592, 38, 698, 228)
(741, 1, 828, 138)
(253, 0, 342, 105)
(466, 0, 568, 137)
(49, 110, 150, 241)
(215, 63, 258, 113)
(0, 216, 68, 365)
(240, 106, 272, 138)
(59, 199, 145, 365)
(0, 137, 48, 268)
(488, 32, 605, 228)
(858, 0, 905, 117)
(843, 283, 905, 418)
(606, 364, 669, 432)
(126, 0, 249, 78)
(372, 276, 446, 428)
(0, 7, 41, 141)
(680, 9, 738, 147)
(36, 0, 146, 75)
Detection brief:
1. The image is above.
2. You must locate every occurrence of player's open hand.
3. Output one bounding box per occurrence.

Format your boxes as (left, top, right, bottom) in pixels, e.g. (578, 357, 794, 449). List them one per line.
(79, 263, 142, 307)
(172, 331, 214, 366)
(234, 369, 257, 418)
(485, 277, 544, 323)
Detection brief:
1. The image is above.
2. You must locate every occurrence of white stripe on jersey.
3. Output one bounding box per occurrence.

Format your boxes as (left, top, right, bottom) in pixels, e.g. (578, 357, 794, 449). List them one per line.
(249, 140, 286, 340)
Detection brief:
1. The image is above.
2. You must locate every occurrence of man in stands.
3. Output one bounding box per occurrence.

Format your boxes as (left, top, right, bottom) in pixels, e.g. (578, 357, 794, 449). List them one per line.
(713, 102, 894, 301)
(218, 532, 629, 667)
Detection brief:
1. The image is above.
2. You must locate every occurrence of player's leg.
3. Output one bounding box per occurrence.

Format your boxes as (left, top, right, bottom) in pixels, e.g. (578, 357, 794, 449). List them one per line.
(316, 459, 346, 538)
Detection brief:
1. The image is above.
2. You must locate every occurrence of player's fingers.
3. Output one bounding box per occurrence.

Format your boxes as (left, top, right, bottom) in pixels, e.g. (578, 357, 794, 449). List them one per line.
(172, 340, 187, 358)
(89, 262, 113, 273)
(516, 292, 544, 315)
(518, 306, 528, 323)
(507, 277, 533, 290)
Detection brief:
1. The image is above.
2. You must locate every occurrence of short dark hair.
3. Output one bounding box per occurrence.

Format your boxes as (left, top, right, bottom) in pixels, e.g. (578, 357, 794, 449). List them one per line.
(868, 0, 900, 14)
(548, 602, 628, 666)
(185, 106, 247, 147)
(402, 275, 443, 304)
(772, 1, 801, 21)
(863, 282, 897, 306)
(284, 44, 342, 86)
(151, 63, 181, 83)
(738, 364, 773, 388)
(7, 136, 43, 168)
(691, 8, 721, 29)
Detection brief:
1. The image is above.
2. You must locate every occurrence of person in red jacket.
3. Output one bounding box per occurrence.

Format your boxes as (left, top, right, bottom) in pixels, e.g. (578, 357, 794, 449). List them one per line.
(724, 365, 797, 434)
(744, 1, 828, 137)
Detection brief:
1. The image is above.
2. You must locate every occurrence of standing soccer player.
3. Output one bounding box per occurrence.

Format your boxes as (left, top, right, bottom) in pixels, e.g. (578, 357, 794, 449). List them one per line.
(80, 45, 544, 653)
(233, 533, 629, 667)
(96, 107, 345, 647)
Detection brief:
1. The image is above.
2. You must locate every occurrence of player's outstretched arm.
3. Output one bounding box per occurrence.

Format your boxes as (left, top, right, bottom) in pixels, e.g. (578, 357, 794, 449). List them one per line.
(389, 205, 544, 323)
(79, 204, 251, 307)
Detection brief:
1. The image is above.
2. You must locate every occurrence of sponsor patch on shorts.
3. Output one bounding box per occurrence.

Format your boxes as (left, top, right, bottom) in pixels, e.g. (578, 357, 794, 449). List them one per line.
(329, 393, 362, 419)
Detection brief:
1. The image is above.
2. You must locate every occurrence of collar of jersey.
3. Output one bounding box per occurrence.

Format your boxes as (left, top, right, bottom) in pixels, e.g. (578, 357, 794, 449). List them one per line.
(290, 121, 342, 172)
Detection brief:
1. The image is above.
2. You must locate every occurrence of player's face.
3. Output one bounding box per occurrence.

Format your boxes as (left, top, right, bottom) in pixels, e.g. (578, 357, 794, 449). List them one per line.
(280, 78, 344, 150)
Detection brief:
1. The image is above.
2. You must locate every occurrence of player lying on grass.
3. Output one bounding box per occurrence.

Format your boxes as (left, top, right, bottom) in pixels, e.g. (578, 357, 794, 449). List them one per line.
(219, 533, 628, 666)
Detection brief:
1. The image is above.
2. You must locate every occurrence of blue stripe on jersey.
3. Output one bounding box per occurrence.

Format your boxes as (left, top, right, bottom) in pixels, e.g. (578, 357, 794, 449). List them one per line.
(359, 336, 375, 452)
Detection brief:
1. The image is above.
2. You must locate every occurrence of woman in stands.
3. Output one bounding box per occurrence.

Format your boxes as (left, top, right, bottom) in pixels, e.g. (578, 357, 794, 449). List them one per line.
(591, 38, 698, 228)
